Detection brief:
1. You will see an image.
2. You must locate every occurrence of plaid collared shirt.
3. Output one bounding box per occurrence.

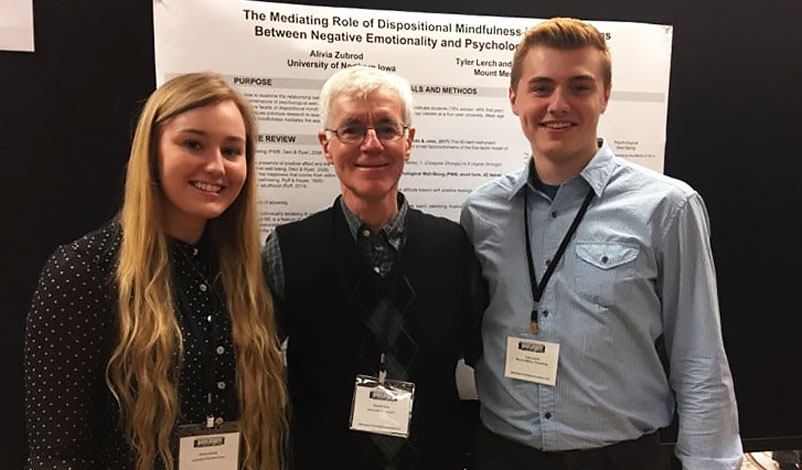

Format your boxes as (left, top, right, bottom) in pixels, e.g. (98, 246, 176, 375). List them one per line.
(263, 194, 409, 299)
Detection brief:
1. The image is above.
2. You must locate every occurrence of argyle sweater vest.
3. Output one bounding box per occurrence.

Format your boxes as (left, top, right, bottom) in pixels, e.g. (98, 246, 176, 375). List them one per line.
(275, 199, 481, 470)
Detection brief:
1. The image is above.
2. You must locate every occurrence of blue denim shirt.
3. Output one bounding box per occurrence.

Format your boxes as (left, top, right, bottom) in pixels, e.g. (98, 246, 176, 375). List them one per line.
(460, 139, 742, 470)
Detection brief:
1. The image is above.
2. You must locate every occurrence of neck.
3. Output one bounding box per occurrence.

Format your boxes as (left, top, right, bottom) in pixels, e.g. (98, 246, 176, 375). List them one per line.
(162, 214, 206, 244)
(532, 142, 600, 185)
(341, 191, 398, 230)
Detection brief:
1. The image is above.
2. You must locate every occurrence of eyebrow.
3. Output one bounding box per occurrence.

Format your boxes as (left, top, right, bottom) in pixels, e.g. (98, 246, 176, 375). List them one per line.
(527, 74, 596, 84)
(340, 116, 397, 126)
(177, 128, 208, 136)
(176, 129, 245, 143)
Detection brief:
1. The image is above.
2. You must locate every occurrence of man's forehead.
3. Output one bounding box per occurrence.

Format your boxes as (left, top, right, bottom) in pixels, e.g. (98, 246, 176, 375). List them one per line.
(521, 45, 604, 78)
(332, 88, 400, 105)
(330, 91, 403, 121)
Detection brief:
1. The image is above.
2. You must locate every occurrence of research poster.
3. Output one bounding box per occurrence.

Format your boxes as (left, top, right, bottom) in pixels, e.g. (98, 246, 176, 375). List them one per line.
(154, 0, 673, 239)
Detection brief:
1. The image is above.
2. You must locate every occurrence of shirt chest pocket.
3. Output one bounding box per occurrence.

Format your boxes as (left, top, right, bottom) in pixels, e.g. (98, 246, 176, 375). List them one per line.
(575, 242, 639, 307)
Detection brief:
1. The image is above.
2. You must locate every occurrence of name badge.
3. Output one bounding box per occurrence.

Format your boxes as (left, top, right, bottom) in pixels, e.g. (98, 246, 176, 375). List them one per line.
(178, 422, 241, 470)
(504, 336, 560, 386)
(349, 374, 415, 438)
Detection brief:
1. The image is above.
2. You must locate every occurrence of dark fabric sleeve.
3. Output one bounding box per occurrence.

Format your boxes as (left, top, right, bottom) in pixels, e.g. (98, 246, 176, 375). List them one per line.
(24, 242, 115, 470)
(461, 228, 488, 368)
(262, 229, 289, 342)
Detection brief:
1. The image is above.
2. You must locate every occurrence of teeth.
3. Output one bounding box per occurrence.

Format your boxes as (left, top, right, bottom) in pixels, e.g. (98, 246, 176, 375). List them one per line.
(543, 122, 573, 129)
(192, 182, 222, 192)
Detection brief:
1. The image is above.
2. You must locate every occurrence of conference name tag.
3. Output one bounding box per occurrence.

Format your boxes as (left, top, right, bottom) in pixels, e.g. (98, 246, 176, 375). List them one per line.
(177, 422, 240, 470)
(504, 336, 560, 386)
(349, 374, 415, 438)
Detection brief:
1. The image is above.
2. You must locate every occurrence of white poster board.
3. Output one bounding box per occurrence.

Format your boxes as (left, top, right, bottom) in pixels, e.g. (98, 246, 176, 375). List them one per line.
(0, 0, 35, 52)
(154, 0, 672, 239)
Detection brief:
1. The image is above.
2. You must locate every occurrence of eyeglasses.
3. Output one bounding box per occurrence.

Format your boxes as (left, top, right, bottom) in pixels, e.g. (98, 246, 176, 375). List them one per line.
(325, 122, 409, 144)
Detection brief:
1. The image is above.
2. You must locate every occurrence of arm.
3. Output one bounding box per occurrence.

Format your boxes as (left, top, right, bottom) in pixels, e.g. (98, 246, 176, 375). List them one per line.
(262, 231, 289, 341)
(459, 223, 487, 368)
(659, 192, 743, 470)
(24, 244, 115, 469)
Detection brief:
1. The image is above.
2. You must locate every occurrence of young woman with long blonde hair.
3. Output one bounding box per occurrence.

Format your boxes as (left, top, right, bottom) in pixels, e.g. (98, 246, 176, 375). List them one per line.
(25, 72, 286, 470)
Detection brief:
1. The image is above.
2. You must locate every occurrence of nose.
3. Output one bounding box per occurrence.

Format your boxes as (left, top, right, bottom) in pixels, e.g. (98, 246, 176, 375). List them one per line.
(360, 128, 384, 152)
(204, 149, 226, 174)
(548, 87, 570, 115)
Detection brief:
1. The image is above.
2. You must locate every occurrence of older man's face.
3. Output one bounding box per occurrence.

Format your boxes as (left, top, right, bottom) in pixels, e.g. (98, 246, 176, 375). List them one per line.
(318, 88, 414, 206)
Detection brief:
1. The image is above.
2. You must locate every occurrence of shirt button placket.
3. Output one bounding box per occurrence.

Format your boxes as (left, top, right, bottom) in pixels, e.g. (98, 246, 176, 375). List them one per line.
(539, 380, 556, 449)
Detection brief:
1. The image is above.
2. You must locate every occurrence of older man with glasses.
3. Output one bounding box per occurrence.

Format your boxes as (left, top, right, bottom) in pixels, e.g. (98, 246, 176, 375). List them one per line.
(263, 66, 486, 470)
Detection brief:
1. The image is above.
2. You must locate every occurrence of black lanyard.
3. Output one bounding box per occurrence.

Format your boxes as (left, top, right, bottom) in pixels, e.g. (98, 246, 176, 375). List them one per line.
(523, 186, 594, 334)
(375, 266, 404, 385)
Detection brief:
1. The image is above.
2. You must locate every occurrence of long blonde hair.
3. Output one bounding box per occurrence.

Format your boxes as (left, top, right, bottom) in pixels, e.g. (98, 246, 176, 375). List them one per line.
(107, 72, 286, 470)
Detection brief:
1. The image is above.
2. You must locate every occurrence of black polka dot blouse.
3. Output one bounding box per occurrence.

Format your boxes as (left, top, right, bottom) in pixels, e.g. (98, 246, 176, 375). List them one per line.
(24, 224, 239, 469)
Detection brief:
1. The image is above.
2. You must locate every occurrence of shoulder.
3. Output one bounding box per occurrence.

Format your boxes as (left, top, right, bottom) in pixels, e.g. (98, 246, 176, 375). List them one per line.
(272, 207, 337, 267)
(27, 224, 120, 353)
(407, 207, 464, 236)
(40, 223, 121, 285)
(275, 206, 334, 241)
(461, 167, 525, 233)
(610, 156, 697, 205)
(464, 167, 525, 208)
(406, 208, 472, 259)
(604, 157, 711, 238)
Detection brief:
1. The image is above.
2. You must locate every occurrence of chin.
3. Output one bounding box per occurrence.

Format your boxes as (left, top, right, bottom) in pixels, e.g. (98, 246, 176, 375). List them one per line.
(192, 206, 230, 220)
(535, 143, 578, 159)
(353, 182, 394, 197)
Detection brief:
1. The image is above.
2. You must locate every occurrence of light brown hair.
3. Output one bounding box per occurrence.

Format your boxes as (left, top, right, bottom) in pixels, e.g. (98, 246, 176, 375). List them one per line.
(510, 17, 612, 90)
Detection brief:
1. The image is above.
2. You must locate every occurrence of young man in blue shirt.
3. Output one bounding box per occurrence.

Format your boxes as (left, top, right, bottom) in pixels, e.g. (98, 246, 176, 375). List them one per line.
(461, 17, 743, 470)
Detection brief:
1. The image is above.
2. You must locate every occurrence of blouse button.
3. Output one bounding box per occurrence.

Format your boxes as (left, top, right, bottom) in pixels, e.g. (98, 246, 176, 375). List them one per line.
(362, 229, 371, 237)
(199, 283, 208, 292)
(214, 417, 224, 425)
(217, 381, 226, 390)
(216, 346, 225, 355)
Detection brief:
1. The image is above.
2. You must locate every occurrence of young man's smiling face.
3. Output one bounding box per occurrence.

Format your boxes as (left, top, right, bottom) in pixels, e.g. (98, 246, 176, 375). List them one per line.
(510, 45, 611, 169)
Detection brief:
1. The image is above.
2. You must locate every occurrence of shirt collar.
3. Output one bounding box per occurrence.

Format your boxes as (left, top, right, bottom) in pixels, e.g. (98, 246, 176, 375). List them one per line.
(339, 193, 408, 246)
(169, 230, 211, 257)
(510, 138, 616, 199)
(578, 138, 616, 198)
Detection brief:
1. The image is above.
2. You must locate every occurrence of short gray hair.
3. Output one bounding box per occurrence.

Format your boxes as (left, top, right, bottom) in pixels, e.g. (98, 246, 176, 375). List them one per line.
(318, 66, 414, 127)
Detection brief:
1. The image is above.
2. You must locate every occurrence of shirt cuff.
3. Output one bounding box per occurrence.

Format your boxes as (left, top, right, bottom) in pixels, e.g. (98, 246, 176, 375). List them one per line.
(677, 453, 744, 470)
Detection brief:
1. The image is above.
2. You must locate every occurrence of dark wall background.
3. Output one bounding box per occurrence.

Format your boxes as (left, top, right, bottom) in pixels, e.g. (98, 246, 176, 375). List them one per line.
(2, 0, 800, 467)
